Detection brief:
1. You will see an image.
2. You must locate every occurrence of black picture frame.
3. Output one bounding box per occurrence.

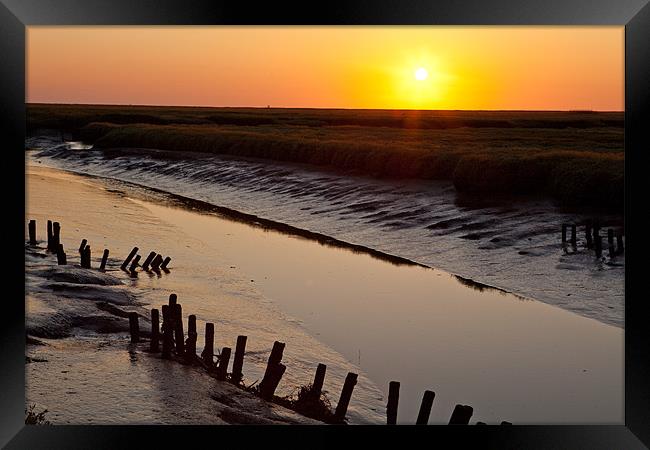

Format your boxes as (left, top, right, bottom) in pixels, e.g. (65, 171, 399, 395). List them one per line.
(2, 0, 649, 448)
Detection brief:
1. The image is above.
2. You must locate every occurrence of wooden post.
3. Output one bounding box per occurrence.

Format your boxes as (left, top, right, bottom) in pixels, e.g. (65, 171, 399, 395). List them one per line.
(78, 239, 87, 254)
(185, 314, 197, 363)
(616, 231, 624, 254)
(595, 235, 603, 258)
(585, 223, 593, 249)
(386, 381, 400, 425)
(52, 222, 61, 250)
(310, 363, 327, 400)
(161, 305, 172, 359)
(150, 309, 160, 352)
(216, 347, 231, 381)
(201, 323, 215, 366)
(449, 404, 473, 425)
(416, 390, 435, 425)
(259, 341, 286, 400)
(47, 220, 53, 251)
(160, 256, 172, 270)
(150, 254, 164, 271)
(142, 251, 157, 271)
(607, 229, 615, 258)
(593, 223, 601, 244)
(169, 293, 177, 307)
(100, 249, 109, 270)
(561, 224, 567, 243)
(334, 372, 358, 423)
(570, 224, 577, 247)
(231, 335, 247, 384)
(56, 244, 67, 265)
(28, 220, 36, 245)
(121, 246, 139, 270)
(82, 246, 91, 269)
(173, 303, 185, 354)
(128, 312, 140, 343)
(128, 254, 140, 272)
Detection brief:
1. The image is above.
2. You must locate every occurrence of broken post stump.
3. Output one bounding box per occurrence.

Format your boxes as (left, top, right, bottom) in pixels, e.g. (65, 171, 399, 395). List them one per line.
(607, 229, 615, 258)
(56, 244, 67, 265)
(128, 312, 140, 343)
(595, 235, 603, 258)
(216, 347, 231, 381)
(231, 335, 247, 384)
(310, 363, 327, 401)
(585, 223, 593, 249)
(128, 254, 140, 272)
(561, 224, 567, 243)
(570, 224, 577, 247)
(150, 254, 164, 271)
(160, 256, 172, 270)
(185, 314, 197, 363)
(142, 251, 157, 271)
(100, 249, 109, 271)
(47, 220, 53, 251)
(169, 293, 177, 307)
(616, 231, 624, 254)
(81, 246, 92, 269)
(78, 239, 87, 254)
(121, 246, 139, 270)
(150, 309, 160, 353)
(449, 404, 474, 425)
(161, 305, 173, 359)
(334, 372, 358, 423)
(259, 341, 286, 400)
(173, 303, 185, 355)
(52, 222, 61, 250)
(201, 323, 215, 367)
(416, 390, 435, 425)
(28, 220, 36, 245)
(387, 381, 400, 425)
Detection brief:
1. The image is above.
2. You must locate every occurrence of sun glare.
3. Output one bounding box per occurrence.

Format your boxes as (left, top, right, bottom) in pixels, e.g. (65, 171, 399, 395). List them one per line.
(415, 67, 428, 81)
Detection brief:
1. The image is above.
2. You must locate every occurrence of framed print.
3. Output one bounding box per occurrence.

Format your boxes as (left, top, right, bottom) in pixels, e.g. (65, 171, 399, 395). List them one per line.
(1, 0, 649, 448)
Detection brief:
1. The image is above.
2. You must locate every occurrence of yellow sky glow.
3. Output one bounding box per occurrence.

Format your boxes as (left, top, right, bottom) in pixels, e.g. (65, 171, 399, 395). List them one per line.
(27, 26, 624, 111)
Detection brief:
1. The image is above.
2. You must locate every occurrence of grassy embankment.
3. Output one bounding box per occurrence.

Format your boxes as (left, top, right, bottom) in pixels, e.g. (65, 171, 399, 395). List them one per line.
(28, 104, 624, 210)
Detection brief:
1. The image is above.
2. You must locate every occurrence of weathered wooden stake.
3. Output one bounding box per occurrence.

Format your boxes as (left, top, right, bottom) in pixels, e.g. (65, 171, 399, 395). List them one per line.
(82, 246, 92, 269)
(78, 239, 87, 254)
(142, 251, 157, 270)
(169, 293, 177, 307)
(416, 390, 435, 425)
(259, 341, 286, 400)
(585, 223, 593, 249)
(128, 254, 140, 272)
(201, 323, 215, 366)
(173, 303, 185, 354)
(121, 246, 139, 270)
(216, 347, 231, 381)
(150, 308, 160, 352)
(231, 335, 247, 384)
(310, 363, 327, 400)
(161, 305, 172, 359)
(616, 231, 624, 254)
(28, 220, 37, 245)
(160, 257, 172, 270)
(52, 222, 61, 250)
(150, 254, 164, 271)
(570, 224, 577, 247)
(100, 249, 109, 270)
(128, 312, 140, 343)
(561, 224, 567, 243)
(595, 235, 603, 258)
(47, 220, 53, 251)
(607, 229, 615, 258)
(185, 314, 197, 363)
(386, 381, 400, 425)
(449, 404, 473, 425)
(334, 372, 358, 423)
(56, 244, 67, 265)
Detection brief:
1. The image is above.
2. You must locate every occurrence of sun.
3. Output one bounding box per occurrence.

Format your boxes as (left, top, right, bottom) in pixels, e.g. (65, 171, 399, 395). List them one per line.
(414, 67, 428, 81)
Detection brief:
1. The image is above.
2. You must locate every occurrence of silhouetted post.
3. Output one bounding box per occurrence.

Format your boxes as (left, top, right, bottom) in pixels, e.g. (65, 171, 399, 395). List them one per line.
(449, 405, 473, 424)
(150, 308, 160, 352)
(585, 223, 593, 249)
(150, 254, 164, 271)
(593, 223, 601, 243)
(201, 323, 215, 367)
(100, 249, 109, 270)
(231, 335, 247, 384)
(216, 347, 231, 381)
(78, 239, 87, 254)
(161, 305, 172, 359)
(259, 341, 286, 399)
(595, 235, 603, 258)
(128, 312, 140, 343)
(334, 372, 358, 423)
(169, 293, 177, 307)
(128, 254, 140, 272)
(82, 246, 92, 269)
(52, 222, 61, 250)
(570, 224, 577, 247)
(386, 381, 400, 425)
(28, 220, 37, 245)
(310, 363, 327, 400)
(56, 244, 67, 265)
(121, 246, 139, 270)
(160, 257, 172, 270)
(173, 303, 185, 354)
(47, 220, 53, 251)
(416, 390, 435, 425)
(616, 231, 624, 254)
(607, 229, 615, 258)
(142, 252, 157, 271)
(561, 224, 567, 243)
(185, 314, 197, 363)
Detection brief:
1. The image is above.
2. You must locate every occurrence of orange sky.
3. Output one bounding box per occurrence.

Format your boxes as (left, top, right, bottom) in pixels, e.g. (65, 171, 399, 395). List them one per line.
(26, 26, 624, 111)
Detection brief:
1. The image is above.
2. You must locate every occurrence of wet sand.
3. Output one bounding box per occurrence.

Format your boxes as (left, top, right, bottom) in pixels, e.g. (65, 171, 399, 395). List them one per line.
(26, 163, 623, 424)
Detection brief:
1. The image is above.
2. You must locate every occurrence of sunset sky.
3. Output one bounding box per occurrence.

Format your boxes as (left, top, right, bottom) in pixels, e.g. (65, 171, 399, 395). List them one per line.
(27, 27, 624, 111)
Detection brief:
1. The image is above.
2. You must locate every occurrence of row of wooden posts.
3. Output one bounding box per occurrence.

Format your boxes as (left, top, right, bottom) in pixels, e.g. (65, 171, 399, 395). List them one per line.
(128, 294, 501, 425)
(27, 219, 172, 273)
(561, 222, 624, 259)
